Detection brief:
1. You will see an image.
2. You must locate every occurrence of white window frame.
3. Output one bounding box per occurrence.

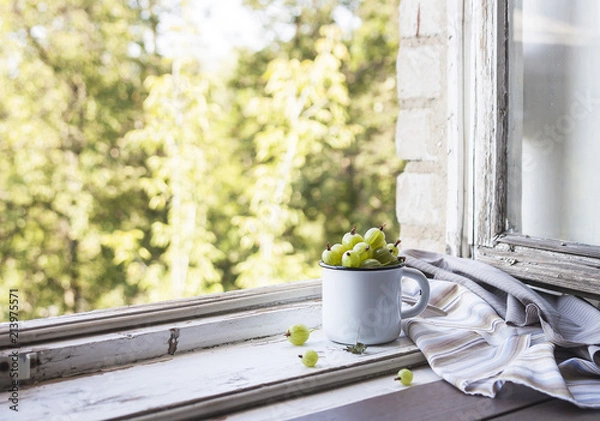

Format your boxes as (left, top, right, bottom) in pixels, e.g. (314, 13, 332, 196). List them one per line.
(0, 280, 428, 419)
(462, 0, 600, 299)
(0, 281, 321, 384)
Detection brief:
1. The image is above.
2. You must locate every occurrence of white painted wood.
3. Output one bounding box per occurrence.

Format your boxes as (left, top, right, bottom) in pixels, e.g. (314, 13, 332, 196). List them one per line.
(468, 0, 508, 249)
(0, 329, 425, 421)
(0, 279, 321, 348)
(1, 279, 444, 391)
(0, 300, 321, 389)
(477, 241, 600, 298)
(222, 365, 442, 421)
(0, 298, 444, 392)
(446, 0, 468, 258)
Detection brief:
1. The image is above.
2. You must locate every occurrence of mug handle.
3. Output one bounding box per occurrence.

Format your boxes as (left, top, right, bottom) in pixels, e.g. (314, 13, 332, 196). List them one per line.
(400, 267, 431, 319)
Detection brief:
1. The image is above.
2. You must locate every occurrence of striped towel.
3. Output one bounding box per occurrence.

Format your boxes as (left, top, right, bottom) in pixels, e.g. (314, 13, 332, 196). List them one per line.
(400, 249, 600, 408)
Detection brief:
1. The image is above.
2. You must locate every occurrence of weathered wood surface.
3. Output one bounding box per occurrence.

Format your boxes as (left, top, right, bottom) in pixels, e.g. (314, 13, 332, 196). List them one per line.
(465, 0, 600, 297)
(468, 0, 509, 249)
(1, 281, 445, 390)
(0, 329, 425, 421)
(498, 234, 600, 259)
(0, 279, 322, 348)
(222, 365, 442, 421)
(445, 0, 469, 258)
(477, 242, 600, 299)
(0, 300, 321, 390)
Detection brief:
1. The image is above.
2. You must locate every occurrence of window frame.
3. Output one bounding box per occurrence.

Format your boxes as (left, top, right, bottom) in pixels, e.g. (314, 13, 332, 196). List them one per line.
(464, 0, 600, 299)
(0, 280, 322, 387)
(0, 279, 428, 419)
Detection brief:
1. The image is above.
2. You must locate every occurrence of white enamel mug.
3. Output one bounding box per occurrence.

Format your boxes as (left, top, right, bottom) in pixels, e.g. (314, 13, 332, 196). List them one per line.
(320, 262, 431, 345)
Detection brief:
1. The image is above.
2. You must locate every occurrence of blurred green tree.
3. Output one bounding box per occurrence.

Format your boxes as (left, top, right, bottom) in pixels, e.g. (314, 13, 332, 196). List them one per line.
(225, 0, 403, 288)
(0, 0, 402, 319)
(0, 0, 169, 317)
(230, 25, 361, 288)
(118, 60, 230, 300)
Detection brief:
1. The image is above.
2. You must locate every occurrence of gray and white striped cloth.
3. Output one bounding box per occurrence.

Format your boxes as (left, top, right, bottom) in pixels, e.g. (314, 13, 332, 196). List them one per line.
(400, 249, 600, 408)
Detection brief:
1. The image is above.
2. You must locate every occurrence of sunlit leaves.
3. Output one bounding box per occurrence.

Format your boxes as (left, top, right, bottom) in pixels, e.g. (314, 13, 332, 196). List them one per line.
(120, 60, 226, 299)
(229, 24, 357, 288)
(0, 0, 403, 318)
(0, 0, 168, 319)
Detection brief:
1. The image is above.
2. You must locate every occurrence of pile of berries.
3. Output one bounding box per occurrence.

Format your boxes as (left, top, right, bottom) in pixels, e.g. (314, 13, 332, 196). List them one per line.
(321, 225, 404, 268)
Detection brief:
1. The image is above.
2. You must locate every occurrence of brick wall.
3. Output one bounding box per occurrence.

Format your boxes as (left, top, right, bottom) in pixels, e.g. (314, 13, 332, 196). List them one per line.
(396, 0, 448, 253)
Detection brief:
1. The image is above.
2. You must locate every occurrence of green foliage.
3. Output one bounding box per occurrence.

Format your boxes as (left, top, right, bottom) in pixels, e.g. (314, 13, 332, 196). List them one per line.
(119, 61, 228, 299)
(231, 25, 362, 288)
(240, 0, 403, 259)
(0, 0, 168, 318)
(0, 0, 402, 319)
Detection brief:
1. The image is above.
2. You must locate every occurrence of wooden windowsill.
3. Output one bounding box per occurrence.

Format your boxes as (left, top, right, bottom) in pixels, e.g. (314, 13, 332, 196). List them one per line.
(0, 280, 430, 419)
(0, 329, 426, 420)
(3, 277, 599, 420)
(0, 280, 322, 389)
(0, 279, 322, 348)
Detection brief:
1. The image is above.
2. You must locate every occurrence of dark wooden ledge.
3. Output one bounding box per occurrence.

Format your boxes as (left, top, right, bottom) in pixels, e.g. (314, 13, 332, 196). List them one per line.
(289, 380, 600, 421)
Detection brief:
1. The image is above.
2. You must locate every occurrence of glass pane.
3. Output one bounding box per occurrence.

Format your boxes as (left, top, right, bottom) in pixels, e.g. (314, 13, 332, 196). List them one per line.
(508, 0, 600, 246)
